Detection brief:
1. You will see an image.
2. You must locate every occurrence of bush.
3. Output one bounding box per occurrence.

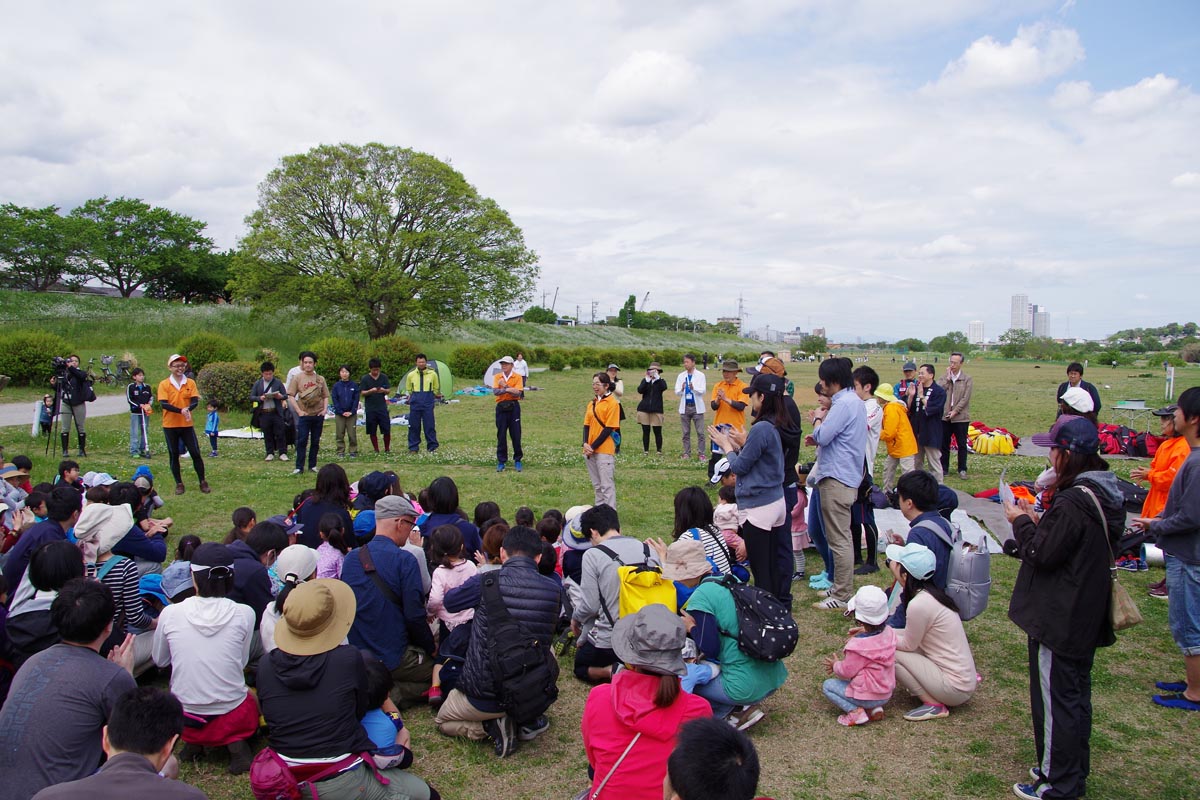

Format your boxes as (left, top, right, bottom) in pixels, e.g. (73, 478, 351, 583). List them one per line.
(491, 340, 527, 361)
(449, 345, 496, 380)
(658, 349, 683, 368)
(0, 331, 73, 385)
(175, 332, 239, 374)
(1182, 343, 1200, 364)
(309, 337, 370, 384)
(547, 351, 567, 371)
(368, 335, 421, 382)
(255, 347, 280, 369)
(197, 361, 260, 412)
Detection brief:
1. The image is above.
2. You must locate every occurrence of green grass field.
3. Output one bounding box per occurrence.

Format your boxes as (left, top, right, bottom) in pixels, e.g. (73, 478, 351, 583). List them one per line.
(3, 354, 1198, 800)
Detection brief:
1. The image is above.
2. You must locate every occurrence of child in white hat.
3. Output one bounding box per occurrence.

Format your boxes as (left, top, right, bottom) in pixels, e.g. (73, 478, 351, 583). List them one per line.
(821, 584, 896, 726)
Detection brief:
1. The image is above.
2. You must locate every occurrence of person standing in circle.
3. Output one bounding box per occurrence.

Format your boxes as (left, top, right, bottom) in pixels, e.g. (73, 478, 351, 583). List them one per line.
(636, 362, 669, 454)
(584, 372, 620, 508)
(287, 351, 329, 475)
(493, 356, 525, 472)
(157, 354, 209, 496)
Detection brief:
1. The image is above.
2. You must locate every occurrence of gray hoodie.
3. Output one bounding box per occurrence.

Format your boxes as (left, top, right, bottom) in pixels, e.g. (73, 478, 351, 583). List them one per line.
(152, 595, 254, 715)
(1153, 446, 1200, 564)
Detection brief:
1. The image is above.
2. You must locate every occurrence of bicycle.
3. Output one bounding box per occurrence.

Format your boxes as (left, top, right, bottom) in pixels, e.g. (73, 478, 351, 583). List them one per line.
(84, 358, 100, 384)
(114, 359, 135, 383)
(98, 355, 120, 385)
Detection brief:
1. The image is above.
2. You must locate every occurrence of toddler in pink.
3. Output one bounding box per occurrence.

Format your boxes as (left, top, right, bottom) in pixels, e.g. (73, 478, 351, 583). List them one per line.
(822, 584, 896, 726)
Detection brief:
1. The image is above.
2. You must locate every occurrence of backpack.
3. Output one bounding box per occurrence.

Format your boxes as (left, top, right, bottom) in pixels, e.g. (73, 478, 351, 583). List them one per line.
(706, 574, 798, 662)
(481, 575, 559, 725)
(595, 543, 676, 622)
(913, 519, 991, 621)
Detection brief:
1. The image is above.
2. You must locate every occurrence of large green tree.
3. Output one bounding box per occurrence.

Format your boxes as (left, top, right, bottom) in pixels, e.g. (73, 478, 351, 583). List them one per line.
(0, 204, 86, 291)
(928, 330, 971, 354)
(70, 196, 213, 297)
(235, 143, 539, 339)
(146, 248, 234, 303)
(998, 328, 1033, 358)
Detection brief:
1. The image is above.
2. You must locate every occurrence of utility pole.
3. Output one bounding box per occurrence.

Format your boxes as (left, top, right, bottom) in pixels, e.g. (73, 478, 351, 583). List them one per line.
(576, 304, 581, 325)
(542, 290, 548, 308)
(737, 294, 746, 335)
(591, 301, 598, 325)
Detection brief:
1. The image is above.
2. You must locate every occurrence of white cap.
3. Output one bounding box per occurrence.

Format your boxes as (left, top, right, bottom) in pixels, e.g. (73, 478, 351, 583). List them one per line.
(846, 585, 889, 626)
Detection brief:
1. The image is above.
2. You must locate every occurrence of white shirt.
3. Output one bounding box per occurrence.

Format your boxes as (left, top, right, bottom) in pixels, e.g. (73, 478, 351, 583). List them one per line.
(513, 358, 529, 378)
(674, 370, 707, 414)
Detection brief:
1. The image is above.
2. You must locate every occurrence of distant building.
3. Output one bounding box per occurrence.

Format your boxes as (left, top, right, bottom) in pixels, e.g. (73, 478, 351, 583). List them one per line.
(748, 327, 784, 343)
(968, 320, 985, 344)
(1010, 294, 1031, 333)
(1032, 305, 1050, 338)
(716, 316, 742, 333)
(812, 327, 826, 338)
(781, 327, 809, 345)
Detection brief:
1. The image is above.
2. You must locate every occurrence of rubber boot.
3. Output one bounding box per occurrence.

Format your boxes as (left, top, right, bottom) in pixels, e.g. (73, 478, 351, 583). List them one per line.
(78, 433, 87, 457)
(61, 431, 70, 457)
(226, 739, 252, 775)
(383, 433, 391, 453)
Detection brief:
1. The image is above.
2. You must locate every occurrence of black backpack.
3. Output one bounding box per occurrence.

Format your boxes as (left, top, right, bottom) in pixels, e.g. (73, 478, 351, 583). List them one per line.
(482, 575, 559, 725)
(708, 575, 798, 662)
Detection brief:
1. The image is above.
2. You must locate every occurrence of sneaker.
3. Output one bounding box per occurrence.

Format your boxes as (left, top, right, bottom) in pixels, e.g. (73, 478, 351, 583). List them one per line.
(1149, 584, 1169, 599)
(292, 468, 302, 475)
(727, 704, 766, 731)
(812, 597, 847, 610)
(426, 686, 443, 708)
(350, 452, 358, 458)
(517, 716, 550, 741)
(265, 454, 275, 461)
(181, 451, 190, 459)
(483, 715, 516, 758)
(199, 481, 211, 494)
(1013, 782, 1043, 800)
(815, 588, 836, 598)
(227, 740, 252, 775)
(1152, 692, 1200, 711)
(1028, 767, 1044, 783)
(868, 707, 885, 722)
(958, 470, 968, 479)
(903, 703, 950, 721)
(1117, 558, 1139, 572)
(209, 451, 219, 458)
(1138, 558, 1149, 571)
(309, 467, 317, 473)
(497, 462, 506, 472)
(514, 461, 523, 472)
(853, 562, 879, 575)
(836, 707, 870, 726)
(791, 571, 806, 582)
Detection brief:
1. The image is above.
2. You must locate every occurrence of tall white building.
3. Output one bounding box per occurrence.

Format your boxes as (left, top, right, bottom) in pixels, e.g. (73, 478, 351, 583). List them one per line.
(968, 320, 985, 344)
(1010, 294, 1031, 332)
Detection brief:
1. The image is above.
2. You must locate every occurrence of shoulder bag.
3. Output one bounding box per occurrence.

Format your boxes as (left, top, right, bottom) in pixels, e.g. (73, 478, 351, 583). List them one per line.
(1078, 486, 1142, 631)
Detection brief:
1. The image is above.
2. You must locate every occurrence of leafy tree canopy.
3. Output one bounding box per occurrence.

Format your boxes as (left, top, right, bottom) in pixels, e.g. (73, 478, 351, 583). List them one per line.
(928, 330, 971, 354)
(0, 204, 87, 291)
(234, 143, 539, 339)
(894, 337, 926, 352)
(523, 305, 557, 324)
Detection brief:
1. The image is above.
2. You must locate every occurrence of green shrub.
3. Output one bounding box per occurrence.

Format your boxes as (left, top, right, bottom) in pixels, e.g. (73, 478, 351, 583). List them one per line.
(1182, 343, 1200, 364)
(658, 349, 683, 368)
(309, 337, 370, 384)
(547, 351, 567, 371)
(175, 332, 239, 374)
(197, 361, 260, 412)
(567, 348, 587, 369)
(255, 347, 280, 369)
(528, 346, 551, 364)
(491, 340, 527, 361)
(449, 346, 496, 379)
(0, 331, 73, 385)
(368, 335, 421, 382)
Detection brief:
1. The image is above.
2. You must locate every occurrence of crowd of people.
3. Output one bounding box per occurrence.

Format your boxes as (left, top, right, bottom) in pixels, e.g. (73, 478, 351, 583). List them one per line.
(0, 351, 1196, 800)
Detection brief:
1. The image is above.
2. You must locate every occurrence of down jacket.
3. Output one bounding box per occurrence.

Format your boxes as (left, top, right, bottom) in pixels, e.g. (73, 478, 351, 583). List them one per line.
(444, 555, 562, 707)
(1008, 470, 1124, 658)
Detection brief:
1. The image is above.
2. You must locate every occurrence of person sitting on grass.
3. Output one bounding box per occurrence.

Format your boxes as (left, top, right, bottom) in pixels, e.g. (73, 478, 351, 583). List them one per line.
(822, 584, 896, 726)
(227, 521, 286, 629)
(316, 511, 352, 579)
(0, 578, 137, 800)
(151, 543, 258, 775)
(31, 687, 206, 799)
(54, 459, 83, 490)
(255, 579, 439, 799)
(883, 470, 952, 628)
(664, 717, 766, 800)
(2, 485, 82, 601)
(581, 604, 712, 800)
(260, 544, 319, 654)
(160, 535, 201, 603)
(885, 542, 978, 722)
(425, 524, 478, 708)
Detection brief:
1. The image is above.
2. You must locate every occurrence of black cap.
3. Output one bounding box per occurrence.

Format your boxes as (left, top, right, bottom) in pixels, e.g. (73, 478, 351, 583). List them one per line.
(191, 542, 235, 569)
(748, 373, 785, 396)
(1152, 405, 1178, 417)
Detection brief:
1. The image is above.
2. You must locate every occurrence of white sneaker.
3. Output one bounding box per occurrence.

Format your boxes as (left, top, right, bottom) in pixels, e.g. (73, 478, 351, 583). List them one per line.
(292, 468, 302, 475)
(265, 454, 274, 462)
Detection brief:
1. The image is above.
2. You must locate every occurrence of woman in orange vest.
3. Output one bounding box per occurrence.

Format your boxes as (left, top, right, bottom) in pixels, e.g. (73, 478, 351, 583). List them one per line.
(158, 354, 209, 495)
(1132, 404, 1192, 597)
(584, 372, 621, 509)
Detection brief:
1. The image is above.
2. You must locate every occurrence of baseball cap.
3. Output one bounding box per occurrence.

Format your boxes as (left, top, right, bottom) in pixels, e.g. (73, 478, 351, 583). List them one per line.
(498, 356, 515, 364)
(607, 363, 621, 371)
(885, 542, 937, 580)
(846, 585, 889, 626)
(747, 356, 786, 377)
(1030, 416, 1100, 455)
(375, 494, 417, 520)
(167, 353, 187, 368)
(1152, 404, 1178, 417)
(266, 514, 304, 538)
(1059, 386, 1094, 414)
(903, 361, 916, 371)
(747, 373, 785, 397)
(275, 544, 319, 583)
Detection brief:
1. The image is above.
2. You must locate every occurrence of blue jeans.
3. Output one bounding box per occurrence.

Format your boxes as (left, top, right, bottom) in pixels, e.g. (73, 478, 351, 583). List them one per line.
(407, 401, 438, 452)
(807, 486, 834, 578)
(1166, 555, 1200, 656)
(129, 414, 150, 455)
(295, 415, 325, 470)
(693, 678, 775, 719)
(822, 678, 888, 713)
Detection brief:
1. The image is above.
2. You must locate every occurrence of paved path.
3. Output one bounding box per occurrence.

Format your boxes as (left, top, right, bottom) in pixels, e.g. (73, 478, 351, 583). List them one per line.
(0, 395, 129, 429)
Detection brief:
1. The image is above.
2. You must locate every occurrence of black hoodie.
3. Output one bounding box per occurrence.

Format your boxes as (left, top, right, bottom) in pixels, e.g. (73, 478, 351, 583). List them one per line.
(256, 644, 374, 758)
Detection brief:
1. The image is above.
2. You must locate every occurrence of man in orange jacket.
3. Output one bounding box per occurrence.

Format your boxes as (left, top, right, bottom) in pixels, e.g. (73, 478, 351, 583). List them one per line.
(1132, 404, 1192, 597)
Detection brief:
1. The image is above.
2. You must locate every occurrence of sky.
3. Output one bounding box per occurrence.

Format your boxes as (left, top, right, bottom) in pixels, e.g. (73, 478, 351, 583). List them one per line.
(1, 0, 1197, 342)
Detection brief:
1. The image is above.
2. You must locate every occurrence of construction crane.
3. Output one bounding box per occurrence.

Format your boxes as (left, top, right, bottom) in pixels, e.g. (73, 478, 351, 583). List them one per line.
(639, 292, 650, 311)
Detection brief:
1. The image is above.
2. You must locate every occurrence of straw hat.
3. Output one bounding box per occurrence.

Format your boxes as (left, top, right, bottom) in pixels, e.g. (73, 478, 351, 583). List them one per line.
(273, 579, 357, 657)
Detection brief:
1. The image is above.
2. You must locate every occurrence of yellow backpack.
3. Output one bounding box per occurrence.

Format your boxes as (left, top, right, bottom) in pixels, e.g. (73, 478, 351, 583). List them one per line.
(595, 544, 678, 623)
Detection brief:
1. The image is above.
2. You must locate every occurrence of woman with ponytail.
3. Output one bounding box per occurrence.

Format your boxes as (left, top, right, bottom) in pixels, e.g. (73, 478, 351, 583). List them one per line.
(315, 512, 350, 579)
(151, 543, 259, 774)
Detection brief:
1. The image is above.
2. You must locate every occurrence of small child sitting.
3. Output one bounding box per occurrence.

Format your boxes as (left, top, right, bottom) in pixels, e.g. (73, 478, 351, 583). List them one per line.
(536, 516, 565, 577)
(425, 524, 478, 707)
(316, 512, 351, 579)
(822, 585, 896, 726)
(713, 485, 750, 581)
(360, 653, 414, 770)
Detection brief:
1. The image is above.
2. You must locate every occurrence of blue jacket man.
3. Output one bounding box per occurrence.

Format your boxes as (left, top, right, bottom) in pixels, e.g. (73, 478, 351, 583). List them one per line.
(404, 354, 441, 453)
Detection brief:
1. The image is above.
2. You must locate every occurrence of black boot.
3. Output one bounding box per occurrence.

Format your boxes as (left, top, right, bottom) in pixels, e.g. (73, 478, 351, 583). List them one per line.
(226, 740, 252, 775)
(61, 431, 70, 457)
(78, 433, 87, 457)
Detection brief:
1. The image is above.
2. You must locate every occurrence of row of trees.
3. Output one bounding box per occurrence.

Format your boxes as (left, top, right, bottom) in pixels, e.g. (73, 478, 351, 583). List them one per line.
(997, 327, 1200, 364)
(0, 199, 232, 301)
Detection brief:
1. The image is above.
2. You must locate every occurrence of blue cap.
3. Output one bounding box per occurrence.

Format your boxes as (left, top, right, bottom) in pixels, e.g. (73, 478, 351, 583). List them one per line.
(885, 542, 937, 580)
(132, 465, 154, 482)
(354, 510, 377, 538)
(138, 573, 170, 606)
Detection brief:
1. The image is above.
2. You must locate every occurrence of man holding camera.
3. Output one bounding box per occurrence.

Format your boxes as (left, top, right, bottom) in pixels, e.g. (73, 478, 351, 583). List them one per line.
(50, 354, 94, 457)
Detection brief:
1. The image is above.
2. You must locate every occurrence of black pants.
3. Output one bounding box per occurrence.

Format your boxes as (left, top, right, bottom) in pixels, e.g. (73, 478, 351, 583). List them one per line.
(941, 421, 970, 474)
(164, 427, 205, 485)
(640, 424, 662, 452)
(1027, 637, 1095, 799)
(495, 404, 523, 464)
(743, 518, 791, 606)
(259, 410, 287, 455)
(851, 500, 878, 566)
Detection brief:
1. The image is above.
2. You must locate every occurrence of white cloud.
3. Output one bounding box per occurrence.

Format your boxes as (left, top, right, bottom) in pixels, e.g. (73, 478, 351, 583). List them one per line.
(912, 235, 976, 257)
(928, 23, 1084, 93)
(1092, 73, 1180, 117)
(592, 50, 703, 127)
(1171, 172, 1200, 189)
(1051, 80, 1092, 108)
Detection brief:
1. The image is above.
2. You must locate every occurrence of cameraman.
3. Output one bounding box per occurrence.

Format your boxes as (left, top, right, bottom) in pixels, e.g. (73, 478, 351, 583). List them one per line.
(49, 354, 94, 457)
